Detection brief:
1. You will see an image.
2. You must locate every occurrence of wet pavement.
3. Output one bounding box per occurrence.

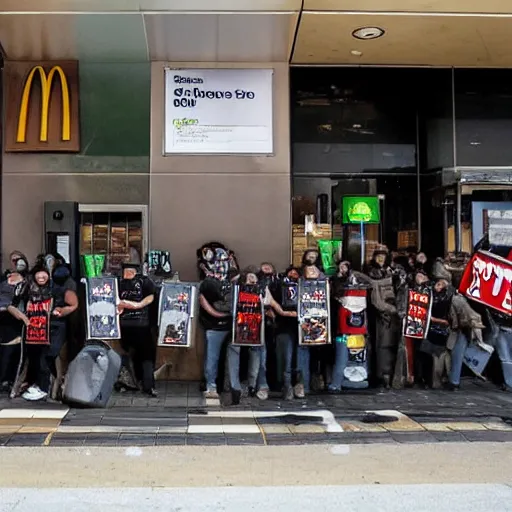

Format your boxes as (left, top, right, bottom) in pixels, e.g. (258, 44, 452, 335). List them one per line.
(0, 377, 511, 447)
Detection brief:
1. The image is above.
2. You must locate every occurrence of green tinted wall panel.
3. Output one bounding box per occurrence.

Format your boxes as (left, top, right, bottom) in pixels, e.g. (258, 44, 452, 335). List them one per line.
(79, 62, 150, 157)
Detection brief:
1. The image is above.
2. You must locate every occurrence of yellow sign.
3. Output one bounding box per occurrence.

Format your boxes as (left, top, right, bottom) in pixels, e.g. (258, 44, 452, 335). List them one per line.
(16, 65, 71, 144)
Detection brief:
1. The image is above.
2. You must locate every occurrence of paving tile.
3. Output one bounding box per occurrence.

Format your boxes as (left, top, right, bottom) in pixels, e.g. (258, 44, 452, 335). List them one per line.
(391, 431, 438, 444)
(421, 422, 453, 432)
(431, 431, 468, 443)
(49, 434, 86, 447)
(163, 398, 188, 407)
(31, 409, 69, 420)
(483, 421, 512, 432)
(339, 421, 386, 433)
(0, 409, 35, 419)
(226, 435, 264, 446)
(289, 424, 326, 434)
(186, 435, 227, 446)
(17, 426, 55, 434)
(0, 425, 21, 434)
(187, 397, 208, 407)
(222, 424, 260, 434)
(460, 431, 512, 442)
(0, 434, 12, 446)
(156, 435, 187, 446)
(118, 434, 156, 446)
(365, 410, 425, 432)
(333, 433, 396, 445)
(221, 417, 258, 425)
(7, 433, 47, 446)
(187, 424, 224, 434)
(260, 424, 292, 434)
(444, 422, 488, 431)
(84, 434, 120, 446)
(188, 416, 222, 426)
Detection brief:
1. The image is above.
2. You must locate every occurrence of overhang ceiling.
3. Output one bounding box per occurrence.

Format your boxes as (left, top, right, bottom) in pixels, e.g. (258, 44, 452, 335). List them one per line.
(2, 1, 512, 65)
(303, 0, 512, 14)
(292, 13, 512, 66)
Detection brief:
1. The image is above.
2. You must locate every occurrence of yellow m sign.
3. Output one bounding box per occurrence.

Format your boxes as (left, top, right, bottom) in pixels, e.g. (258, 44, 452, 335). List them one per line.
(5, 61, 79, 152)
(16, 65, 71, 143)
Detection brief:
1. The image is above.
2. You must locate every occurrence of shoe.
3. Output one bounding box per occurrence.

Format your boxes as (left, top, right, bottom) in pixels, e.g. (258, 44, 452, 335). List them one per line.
(256, 388, 269, 401)
(327, 387, 341, 395)
(204, 388, 219, 399)
(445, 382, 460, 392)
(283, 386, 294, 401)
(21, 386, 38, 400)
(231, 389, 242, 405)
(502, 384, 512, 393)
(248, 386, 256, 398)
(294, 383, 305, 399)
(23, 386, 47, 402)
(145, 388, 158, 398)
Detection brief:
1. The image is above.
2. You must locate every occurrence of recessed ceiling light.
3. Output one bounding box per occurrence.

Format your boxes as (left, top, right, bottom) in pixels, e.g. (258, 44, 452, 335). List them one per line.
(352, 27, 385, 40)
(351, 50, 363, 56)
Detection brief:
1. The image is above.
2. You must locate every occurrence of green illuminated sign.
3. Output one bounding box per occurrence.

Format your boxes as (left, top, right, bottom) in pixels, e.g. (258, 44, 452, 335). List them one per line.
(342, 196, 380, 224)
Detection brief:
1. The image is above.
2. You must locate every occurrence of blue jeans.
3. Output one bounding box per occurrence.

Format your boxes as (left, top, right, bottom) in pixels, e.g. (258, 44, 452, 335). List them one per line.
(228, 345, 268, 392)
(449, 332, 468, 386)
(276, 332, 310, 392)
(204, 329, 229, 392)
(496, 329, 512, 389)
(248, 346, 268, 390)
(297, 344, 310, 393)
(329, 341, 349, 391)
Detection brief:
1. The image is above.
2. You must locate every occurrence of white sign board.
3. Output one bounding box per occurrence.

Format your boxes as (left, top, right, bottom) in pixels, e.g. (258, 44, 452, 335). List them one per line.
(164, 68, 273, 154)
(488, 210, 512, 247)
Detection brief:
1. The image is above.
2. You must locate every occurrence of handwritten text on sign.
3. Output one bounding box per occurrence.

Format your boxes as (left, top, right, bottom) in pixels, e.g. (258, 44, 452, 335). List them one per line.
(164, 68, 273, 154)
(404, 289, 432, 339)
(26, 298, 52, 344)
(459, 250, 512, 316)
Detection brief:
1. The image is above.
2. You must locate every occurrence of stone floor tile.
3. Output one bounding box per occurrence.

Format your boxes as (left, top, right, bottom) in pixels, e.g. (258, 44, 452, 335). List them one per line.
(339, 421, 386, 433)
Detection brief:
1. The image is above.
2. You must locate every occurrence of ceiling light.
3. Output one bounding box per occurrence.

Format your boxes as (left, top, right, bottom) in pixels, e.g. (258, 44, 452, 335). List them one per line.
(350, 50, 363, 56)
(352, 27, 385, 40)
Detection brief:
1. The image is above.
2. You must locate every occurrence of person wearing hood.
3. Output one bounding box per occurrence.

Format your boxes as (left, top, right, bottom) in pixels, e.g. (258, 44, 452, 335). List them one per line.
(275, 266, 304, 400)
(3, 251, 29, 280)
(228, 266, 296, 404)
(365, 246, 400, 388)
(198, 247, 238, 400)
(8, 264, 78, 401)
(117, 263, 157, 397)
(0, 256, 29, 390)
(329, 260, 366, 392)
(420, 265, 454, 389)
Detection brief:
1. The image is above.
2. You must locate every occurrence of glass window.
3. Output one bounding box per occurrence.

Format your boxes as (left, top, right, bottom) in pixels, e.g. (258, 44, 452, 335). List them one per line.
(455, 69, 512, 167)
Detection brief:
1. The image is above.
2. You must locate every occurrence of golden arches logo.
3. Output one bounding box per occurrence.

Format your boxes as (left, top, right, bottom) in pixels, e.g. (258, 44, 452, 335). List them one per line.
(16, 65, 71, 144)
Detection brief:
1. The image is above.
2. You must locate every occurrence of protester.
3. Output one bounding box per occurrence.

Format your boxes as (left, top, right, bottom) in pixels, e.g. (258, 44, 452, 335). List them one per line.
(117, 263, 157, 397)
(228, 266, 297, 404)
(8, 264, 78, 401)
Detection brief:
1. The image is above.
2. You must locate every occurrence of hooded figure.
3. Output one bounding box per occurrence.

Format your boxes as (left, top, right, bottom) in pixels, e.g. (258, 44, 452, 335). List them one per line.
(117, 262, 157, 397)
(365, 246, 400, 388)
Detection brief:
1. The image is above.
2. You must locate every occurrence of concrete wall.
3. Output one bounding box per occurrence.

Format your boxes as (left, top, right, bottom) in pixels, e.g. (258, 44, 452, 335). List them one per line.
(149, 62, 291, 281)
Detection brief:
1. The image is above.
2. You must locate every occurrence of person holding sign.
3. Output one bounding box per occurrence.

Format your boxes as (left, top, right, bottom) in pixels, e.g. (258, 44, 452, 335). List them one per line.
(117, 263, 157, 397)
(8, 264, 78, 401)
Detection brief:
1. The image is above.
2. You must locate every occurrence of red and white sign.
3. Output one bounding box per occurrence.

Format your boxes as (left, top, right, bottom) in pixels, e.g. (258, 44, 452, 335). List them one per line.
(459, 250, 512, 316)
(404, 289, 432, 339)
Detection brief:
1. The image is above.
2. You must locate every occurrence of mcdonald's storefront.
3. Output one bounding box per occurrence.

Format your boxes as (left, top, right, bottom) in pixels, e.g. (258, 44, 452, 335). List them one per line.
(3, 4, 512, 381)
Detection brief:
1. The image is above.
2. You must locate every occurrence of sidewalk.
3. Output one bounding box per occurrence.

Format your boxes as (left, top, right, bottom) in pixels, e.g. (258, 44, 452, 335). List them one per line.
(0, 377, 511, 447)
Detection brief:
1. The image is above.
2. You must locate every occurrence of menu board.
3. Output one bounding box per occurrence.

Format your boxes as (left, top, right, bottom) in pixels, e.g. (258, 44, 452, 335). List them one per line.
(157, 282, 196, 347)
(85, 277, 121, 340)
(25, 298, 53, 345)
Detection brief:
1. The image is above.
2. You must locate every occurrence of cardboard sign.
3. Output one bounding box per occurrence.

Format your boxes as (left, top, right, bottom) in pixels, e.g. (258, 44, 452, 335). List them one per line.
(298, 279, 331, 346)
(158, 283, 196, 347)
(281, 281, 298, 310)
(25, 298, 53, 344)
(232, 285, 264, 347)
(463, 343, 494, 377)
(85, 277, 121, 340)
(403, 288, 432, 339)
(459, 250, 512, 316)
